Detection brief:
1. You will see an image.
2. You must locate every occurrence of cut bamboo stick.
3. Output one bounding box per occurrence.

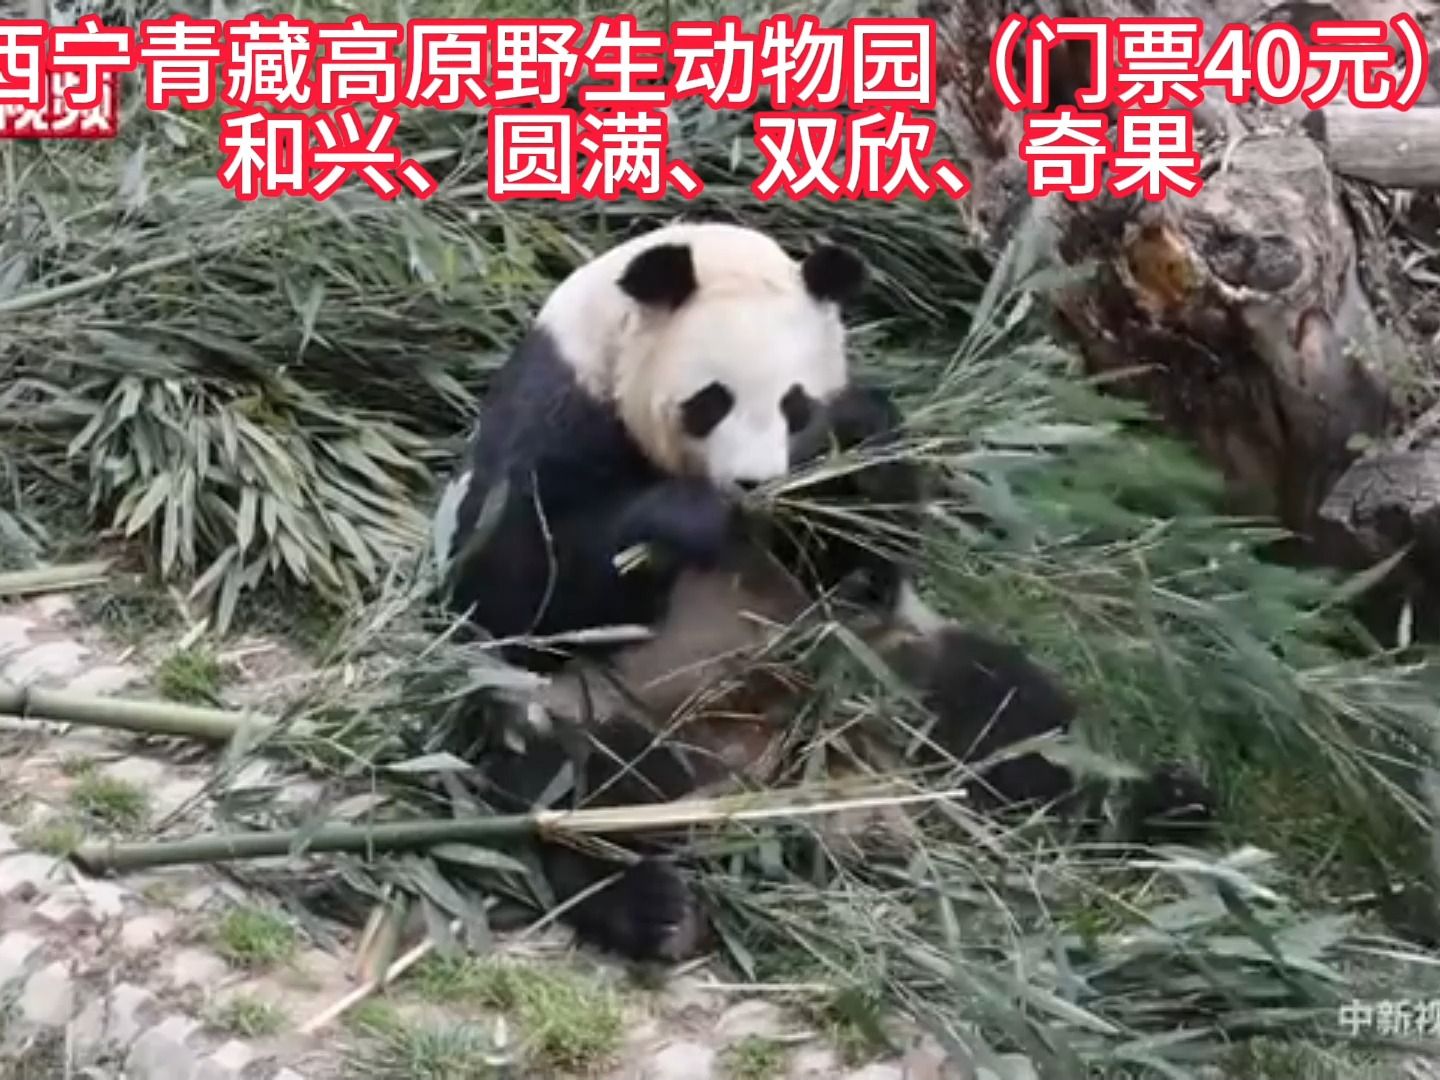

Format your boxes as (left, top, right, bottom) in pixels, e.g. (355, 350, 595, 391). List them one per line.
(0, 561, 112, 598)
(0, 681, 278, 742)
(72, 786, 967, 875)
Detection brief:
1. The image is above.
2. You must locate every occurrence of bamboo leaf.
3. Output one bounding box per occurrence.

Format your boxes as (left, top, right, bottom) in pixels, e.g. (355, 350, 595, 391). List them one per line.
(124, 471, 173, 536)
(430, 844, 532, 878)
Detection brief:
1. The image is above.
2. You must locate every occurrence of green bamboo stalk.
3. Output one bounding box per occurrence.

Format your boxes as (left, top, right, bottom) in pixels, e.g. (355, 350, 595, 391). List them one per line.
(0, 249, 200, 316)
(0, 681, 277, 742)
(74, 814, 539, 874)
(72, 787, 966, 875)
(0, 561, 112, 599)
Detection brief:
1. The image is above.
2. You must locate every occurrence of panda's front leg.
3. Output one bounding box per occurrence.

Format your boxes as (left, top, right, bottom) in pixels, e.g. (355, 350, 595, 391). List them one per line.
(559, 476, 740, 633)
(612, 476, 738, 570)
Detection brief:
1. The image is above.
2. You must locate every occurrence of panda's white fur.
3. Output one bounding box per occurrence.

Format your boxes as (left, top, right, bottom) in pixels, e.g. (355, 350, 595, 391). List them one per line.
(438, 220, 1101, 963)
(498, 222, 934, 741)
(428, 221, 854, 588)
(537, 221, 850, 486)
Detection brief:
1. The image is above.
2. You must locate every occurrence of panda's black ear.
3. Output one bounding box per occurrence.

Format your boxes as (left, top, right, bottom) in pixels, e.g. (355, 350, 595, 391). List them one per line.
(617, 243, 697, 310)
(802, 243, 868, 306)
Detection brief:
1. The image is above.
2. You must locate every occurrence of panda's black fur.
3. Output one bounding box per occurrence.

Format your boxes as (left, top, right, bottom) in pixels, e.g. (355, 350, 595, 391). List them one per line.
(434, 224, 874, 677)
(438, 326, 734, 676)
(434, 223, 1217, 963)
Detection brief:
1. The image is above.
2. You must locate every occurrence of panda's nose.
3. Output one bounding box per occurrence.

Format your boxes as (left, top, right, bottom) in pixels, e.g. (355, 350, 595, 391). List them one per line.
(734, 478, 765, 493)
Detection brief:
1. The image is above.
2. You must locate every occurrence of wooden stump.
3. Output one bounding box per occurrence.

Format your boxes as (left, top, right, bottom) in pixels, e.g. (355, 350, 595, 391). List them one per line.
(928, 0, 1440, 614)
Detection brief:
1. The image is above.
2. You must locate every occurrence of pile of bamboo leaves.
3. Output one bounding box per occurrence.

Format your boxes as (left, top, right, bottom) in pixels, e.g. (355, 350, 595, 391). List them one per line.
(4, 0, 1440, 1075)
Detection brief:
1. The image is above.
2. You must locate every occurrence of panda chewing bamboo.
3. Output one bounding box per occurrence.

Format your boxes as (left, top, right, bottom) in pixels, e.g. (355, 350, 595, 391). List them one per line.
(431, 222, 1215, 962)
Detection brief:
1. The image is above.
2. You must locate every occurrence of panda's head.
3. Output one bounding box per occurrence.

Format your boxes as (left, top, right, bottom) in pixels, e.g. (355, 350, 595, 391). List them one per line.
(604, 224, 869, 489)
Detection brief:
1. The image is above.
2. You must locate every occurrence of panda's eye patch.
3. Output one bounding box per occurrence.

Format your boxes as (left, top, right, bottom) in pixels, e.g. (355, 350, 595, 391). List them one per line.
(680, 381, 734, 439)
(781, 384, 815, 434)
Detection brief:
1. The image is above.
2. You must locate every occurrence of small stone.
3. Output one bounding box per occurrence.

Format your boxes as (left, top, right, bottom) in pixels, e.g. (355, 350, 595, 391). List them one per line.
(34, 879, 130, 927)
(168, 946, 230, 989)
(0, 930, 43, 987)
(645, 1041, 716, 1080)
(176, 883, 222, 911)
(790, 1048, 843, 1079)
(32, 594, 76, 620)
(125, 1014, 201, 1080)
(121, 913, 175, 954)
(152, 776, 208, 818)
(716, 999, 789, 1041)
(112, 982, 159, 1032)
(102, 755, 169, 788)
(624, 1018, 664, 1049)
(211, 1040, 255, 1069)
(656, 974, 717, 1022)
(0, 615, 33, 656)
(4, 640, 90, 685)
(72, 982, 156, 1056)
(19, 959, 75, 1025)
(195, 1039, 256, 1079)
(0, 851, 64, 898)
(843, 1065, 904, 1080)
(901, 1036, 957, 1080)
(66, 663, 144, 695)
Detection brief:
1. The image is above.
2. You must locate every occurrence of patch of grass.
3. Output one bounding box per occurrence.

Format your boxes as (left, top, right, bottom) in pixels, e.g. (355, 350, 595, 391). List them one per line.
(345, 1014, 512, 1080)
(407, 955, 624, 1075)
(410, 954, 492, 1002)
(811, 988, 893, 1067)
(346, 999, 404, 1035)
(721, 1036, 788, 1080)
(58, 754, 97, 778)
(154, 646, 227, 705)
(18, 818, 85, 857)
(10, 0, 1440, 1072)
(0, 795, 28, 826)
(212, 905, 297, 970)
(68, 773, 149, 832)
(137, 878, 184, 907)
(0, 1027, 67, 1080)
(209, 994, 284, 1038)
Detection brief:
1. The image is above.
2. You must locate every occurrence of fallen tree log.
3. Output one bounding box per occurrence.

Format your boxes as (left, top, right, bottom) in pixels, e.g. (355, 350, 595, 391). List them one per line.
(1305, 104, 1440, 189)
(927, 0, 1440, 627)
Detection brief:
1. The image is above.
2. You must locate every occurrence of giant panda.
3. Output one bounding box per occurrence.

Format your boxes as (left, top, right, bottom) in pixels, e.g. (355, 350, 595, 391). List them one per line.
(431, 221, 1214, 962)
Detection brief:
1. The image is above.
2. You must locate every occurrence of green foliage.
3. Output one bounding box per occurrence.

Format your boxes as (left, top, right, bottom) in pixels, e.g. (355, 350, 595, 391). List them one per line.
(408, 956, 625, 1074)
(5, 0, 1440, 1075)
(208, 994, 285, 1039)
(212, 905, 299, 970)
(0, 0, 974, 632)
(721, 1036, 789, 1080)
(155, 645, 227, 705)
(68, 772, 150, 832)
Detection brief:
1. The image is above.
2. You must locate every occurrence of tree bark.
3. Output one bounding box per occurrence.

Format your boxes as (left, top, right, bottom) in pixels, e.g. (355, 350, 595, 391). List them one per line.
(929, 0, 1440, 602)
(1306, 104, 1440, 189)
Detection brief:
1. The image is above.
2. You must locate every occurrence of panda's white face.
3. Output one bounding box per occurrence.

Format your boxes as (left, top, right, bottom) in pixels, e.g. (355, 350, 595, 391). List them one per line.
(658, 292, 846, 488)
(598, 224, 868, 489)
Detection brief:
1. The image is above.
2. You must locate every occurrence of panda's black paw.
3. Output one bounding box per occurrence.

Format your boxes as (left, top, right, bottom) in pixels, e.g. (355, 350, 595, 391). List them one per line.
(578, 857, 709, 963)
(618, 478, 736, 568)
(823, 385, 905, 451)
